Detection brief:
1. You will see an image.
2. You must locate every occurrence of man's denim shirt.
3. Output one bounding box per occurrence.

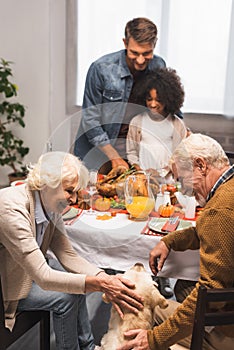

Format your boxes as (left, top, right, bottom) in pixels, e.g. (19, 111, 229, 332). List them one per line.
(74, 49, 165, 163)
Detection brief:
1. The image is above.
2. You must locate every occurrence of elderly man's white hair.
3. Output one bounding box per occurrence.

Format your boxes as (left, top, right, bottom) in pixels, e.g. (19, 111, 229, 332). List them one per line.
(172, 133, 229, 170)
(27, 152, 89, 190)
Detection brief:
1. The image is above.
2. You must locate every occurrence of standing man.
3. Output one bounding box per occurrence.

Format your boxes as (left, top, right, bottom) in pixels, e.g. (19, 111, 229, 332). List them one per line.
(74, 17, 166, 172)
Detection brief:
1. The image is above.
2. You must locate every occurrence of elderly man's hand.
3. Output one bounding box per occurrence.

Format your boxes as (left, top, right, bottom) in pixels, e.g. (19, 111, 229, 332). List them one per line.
(116, 329, 150, 350)
(149, 240, 170, 275)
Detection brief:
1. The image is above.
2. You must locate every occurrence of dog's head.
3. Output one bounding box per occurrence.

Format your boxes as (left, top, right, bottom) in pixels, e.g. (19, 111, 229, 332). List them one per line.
(103, 263, 168, 310)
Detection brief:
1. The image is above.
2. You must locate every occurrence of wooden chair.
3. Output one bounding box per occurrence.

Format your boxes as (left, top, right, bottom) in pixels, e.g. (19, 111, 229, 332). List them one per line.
(0, 275, 50, 350)
(190, 285, 234, 350)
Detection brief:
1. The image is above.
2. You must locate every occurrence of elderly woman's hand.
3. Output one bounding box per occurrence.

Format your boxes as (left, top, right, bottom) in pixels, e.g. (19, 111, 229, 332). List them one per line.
(86, 272, 144, 319)
(100, 272, 144, 318)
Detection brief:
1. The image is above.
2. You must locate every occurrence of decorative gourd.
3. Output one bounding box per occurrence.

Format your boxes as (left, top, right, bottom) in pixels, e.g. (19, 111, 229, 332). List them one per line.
(94, 197, 111, 211)
(158, 203, 174, 217)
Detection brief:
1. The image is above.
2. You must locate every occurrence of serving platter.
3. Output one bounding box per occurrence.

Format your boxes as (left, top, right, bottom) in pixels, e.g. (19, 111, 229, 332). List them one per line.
(148, 217, 193, 234)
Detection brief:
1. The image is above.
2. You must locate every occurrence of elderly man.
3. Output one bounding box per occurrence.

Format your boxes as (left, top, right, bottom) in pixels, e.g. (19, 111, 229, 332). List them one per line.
(117, 133, 234, 350)
(0, 152, 143, 350)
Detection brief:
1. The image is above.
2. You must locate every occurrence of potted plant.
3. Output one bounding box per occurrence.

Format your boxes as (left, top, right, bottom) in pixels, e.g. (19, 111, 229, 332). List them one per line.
(0, 58, 29, 183)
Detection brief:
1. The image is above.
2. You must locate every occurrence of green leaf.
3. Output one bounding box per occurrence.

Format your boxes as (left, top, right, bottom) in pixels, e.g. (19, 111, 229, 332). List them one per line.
(0, 58, 29, 174)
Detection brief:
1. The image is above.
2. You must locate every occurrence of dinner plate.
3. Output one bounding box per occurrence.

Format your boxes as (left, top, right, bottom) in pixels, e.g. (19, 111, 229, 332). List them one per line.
(62, 207, 80, 220)
(148, 217, 193, 234)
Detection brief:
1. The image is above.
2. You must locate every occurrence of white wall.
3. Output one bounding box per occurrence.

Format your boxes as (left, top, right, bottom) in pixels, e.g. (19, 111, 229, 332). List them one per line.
(0, 0, 69, 185)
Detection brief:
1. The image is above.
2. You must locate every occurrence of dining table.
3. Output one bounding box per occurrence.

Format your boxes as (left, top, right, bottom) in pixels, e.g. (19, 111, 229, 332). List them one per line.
(65, 209, 200, 281)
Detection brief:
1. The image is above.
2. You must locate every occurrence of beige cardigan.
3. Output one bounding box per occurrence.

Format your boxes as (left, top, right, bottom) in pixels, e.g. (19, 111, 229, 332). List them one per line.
(0, 184, 101, 329)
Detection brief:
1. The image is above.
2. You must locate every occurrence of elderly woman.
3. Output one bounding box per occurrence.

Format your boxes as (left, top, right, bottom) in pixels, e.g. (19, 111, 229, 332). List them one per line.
(0, 152, 143, 350)
(117, 134, 234, 350)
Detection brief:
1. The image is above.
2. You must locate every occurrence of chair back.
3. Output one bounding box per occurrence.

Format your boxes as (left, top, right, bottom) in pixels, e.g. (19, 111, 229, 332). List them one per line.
(0, 274, 50, 350)
(190, 285, 234, 350)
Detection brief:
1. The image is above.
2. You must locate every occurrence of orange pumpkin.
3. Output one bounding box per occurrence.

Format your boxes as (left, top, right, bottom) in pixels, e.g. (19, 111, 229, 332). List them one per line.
(94, 197, 111, 211)
(158, 203, 174, 217)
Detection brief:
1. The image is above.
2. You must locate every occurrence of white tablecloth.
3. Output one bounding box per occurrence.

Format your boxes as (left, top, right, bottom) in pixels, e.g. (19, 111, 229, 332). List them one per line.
(66, 212, 200, 280)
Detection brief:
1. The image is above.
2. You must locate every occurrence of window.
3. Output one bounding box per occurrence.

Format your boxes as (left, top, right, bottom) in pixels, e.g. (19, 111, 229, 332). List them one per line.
(75, 0, 234, 116)
(164, 0, 233, 115)
(76, 0, 162, 105)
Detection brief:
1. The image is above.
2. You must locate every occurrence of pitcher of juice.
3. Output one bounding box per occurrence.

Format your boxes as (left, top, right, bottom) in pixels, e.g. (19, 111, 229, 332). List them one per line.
(124, 171, 155, 221)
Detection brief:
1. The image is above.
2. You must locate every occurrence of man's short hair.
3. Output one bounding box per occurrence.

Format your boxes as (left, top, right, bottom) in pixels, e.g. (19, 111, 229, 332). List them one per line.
(124, 17, 157, 46)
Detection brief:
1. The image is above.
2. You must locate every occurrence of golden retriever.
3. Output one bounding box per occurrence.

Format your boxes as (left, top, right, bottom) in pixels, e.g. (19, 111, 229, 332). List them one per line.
(99, 263, 168, 350)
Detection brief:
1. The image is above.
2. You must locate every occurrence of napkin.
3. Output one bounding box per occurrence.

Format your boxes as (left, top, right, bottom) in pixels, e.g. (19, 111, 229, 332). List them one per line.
(141, 220, 164, 237)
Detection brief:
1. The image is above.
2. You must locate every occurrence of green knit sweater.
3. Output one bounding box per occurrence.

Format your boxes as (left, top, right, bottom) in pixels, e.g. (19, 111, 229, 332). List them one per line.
(147, 176, 234, 349)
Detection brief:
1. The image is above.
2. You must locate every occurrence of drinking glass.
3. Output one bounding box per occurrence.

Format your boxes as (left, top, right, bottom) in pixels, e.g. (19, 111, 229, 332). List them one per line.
(85, 170, 98, 215)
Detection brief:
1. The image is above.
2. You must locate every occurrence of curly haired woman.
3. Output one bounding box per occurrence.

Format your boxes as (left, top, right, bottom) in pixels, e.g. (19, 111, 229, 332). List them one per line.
(126, 67, 189, 180)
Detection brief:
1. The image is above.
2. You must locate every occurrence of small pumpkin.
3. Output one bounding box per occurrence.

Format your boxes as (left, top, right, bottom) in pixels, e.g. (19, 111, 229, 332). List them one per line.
(94, 197, 111, 211)
(158, 203, 174, 217)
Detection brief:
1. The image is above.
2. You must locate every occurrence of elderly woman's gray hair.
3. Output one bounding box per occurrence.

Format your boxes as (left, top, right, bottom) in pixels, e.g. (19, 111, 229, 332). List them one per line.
(27, 152, 89, 190)
(172, 133, 229, 170)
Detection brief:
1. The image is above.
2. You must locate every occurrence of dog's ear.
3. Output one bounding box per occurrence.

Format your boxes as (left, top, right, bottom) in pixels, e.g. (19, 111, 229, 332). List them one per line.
(152, 295, 169, 322)
(151, 285, 169, 310)
(157, 297, 169, 309)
